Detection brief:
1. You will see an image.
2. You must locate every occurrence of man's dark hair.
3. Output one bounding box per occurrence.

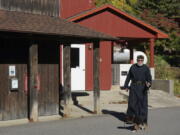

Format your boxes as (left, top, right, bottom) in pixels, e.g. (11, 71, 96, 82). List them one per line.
(137, 55, 144, 60)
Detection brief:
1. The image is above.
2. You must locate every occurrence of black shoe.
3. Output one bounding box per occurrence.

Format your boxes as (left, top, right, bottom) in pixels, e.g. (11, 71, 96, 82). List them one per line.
(131, 124, 139, 132)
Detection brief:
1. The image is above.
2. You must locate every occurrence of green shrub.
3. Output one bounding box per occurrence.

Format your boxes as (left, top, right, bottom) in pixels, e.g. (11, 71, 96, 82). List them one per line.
(174, 80, 180, 95)
(154, 55, 180, 95)
(155, 55, 171, 79)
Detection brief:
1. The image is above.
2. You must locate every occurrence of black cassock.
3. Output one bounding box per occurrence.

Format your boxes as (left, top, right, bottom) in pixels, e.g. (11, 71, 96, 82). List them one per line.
(124, 64, 152, 124)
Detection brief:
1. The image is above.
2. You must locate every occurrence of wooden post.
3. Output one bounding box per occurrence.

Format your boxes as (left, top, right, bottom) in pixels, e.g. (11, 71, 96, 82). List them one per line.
(149, 38, 155, 79)
(93, 41, 100, 114)
(29, 44, 38, 122)
(149, 38, 155, 67)
(63, 44, 71, 117)
(130, 47, 134, 64)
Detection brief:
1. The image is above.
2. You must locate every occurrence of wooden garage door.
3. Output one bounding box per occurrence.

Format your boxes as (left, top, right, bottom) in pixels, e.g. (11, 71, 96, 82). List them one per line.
(0, 39, 28, 121)
(38, 43, 59, 116)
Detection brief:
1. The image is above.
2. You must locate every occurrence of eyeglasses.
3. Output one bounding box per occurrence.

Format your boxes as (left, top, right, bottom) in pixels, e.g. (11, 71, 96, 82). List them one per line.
(137, 59, 144, 62)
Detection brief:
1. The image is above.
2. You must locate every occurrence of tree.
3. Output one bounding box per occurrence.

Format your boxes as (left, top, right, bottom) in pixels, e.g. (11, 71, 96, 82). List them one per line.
(95, 0, 139, 15)
(137, 0, 180, 17)
(137, 0, 180, 66)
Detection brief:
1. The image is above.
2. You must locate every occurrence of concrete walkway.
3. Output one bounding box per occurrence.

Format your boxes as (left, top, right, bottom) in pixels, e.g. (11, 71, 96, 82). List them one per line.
(64, 87, 180, 118)
(0, 87, 180, 127)
(119, 88, 180, 108)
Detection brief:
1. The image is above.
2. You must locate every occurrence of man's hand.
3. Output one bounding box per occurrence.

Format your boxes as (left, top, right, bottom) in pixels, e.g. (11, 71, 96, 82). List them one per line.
(125, 88, 129, 92)
(146, 82, 151, 88)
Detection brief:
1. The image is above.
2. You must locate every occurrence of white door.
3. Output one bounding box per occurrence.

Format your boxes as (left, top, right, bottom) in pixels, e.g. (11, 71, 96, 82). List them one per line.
(71, 44, 85, 91)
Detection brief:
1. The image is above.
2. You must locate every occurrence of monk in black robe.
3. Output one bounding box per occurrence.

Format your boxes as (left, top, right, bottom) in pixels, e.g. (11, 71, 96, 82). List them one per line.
(124, 55, 152, 131)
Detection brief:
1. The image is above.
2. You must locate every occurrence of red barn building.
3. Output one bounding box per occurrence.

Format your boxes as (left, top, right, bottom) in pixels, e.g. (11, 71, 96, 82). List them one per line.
(60, 0, 168, 91)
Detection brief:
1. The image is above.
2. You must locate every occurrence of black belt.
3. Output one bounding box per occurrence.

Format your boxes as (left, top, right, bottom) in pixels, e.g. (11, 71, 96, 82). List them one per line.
(132, 81, 145, 85)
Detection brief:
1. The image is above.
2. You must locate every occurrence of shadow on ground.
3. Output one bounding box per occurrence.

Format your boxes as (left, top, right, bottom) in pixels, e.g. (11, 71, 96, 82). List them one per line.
(59, 91, 93, 116)
(72, 92, 94, 114)
(117, 125, 135, 131)
(102, 109, 127, 122)
(102, 109, 135, 131)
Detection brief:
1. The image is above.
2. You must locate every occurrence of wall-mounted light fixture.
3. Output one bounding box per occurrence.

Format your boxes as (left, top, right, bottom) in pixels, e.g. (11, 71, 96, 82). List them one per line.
(88, 44, 92, 49)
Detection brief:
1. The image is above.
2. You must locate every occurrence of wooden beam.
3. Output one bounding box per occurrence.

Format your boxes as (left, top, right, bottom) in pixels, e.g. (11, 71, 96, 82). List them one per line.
(29, 44, 38, 122)
(63, 44, 71, 117)
(93, 41, 101, 114)
(130, 47, 134, 64)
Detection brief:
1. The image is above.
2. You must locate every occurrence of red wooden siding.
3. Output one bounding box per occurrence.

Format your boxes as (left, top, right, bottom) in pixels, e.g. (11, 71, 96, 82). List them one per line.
(100, 41, 112, 90)
(60, 0, 95, 18)
(85, 43, 93, 90)
(85, 42, 112, 90)
(74, 11, 156, 38)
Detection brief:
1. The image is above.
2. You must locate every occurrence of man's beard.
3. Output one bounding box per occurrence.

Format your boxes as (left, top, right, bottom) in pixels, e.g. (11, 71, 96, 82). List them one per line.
(137, 63, 143, 66)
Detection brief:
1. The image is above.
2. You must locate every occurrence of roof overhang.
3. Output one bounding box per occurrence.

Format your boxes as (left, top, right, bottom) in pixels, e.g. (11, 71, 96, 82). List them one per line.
(0, 9, 118, 41)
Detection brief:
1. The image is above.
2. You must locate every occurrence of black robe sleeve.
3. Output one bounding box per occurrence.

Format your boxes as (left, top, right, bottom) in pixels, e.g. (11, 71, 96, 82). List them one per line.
(124, 66, 132, 89)
(145, 66, 152, 90)
(146, 67, 152, 84)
